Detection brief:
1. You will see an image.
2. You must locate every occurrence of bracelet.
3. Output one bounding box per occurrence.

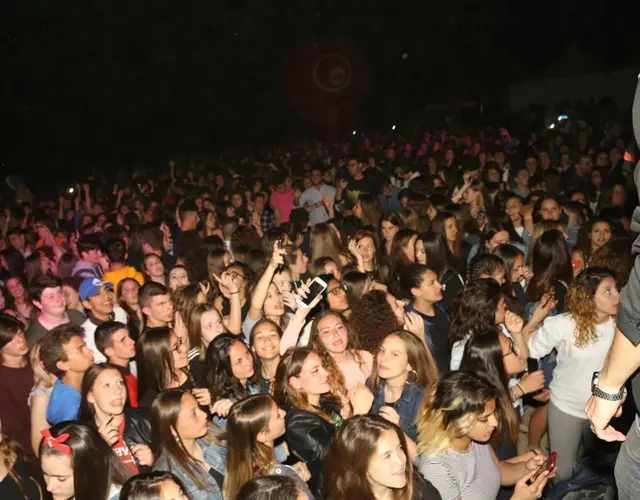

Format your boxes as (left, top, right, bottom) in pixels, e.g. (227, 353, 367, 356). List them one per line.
(229, 291, 240, 295)
(516, 383, 526, 396)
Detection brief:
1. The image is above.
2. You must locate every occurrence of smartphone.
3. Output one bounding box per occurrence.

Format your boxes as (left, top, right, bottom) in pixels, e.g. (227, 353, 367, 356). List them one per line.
(527, 358, 539, 373)
(527, 452, 556, 485)
(296, 276, 327, 309)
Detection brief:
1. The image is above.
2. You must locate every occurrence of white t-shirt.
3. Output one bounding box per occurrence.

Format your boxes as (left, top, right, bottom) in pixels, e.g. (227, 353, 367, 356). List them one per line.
(528, 313, 615, 418)
(299, 184, 336, 226)
(82, 306, 129, 364)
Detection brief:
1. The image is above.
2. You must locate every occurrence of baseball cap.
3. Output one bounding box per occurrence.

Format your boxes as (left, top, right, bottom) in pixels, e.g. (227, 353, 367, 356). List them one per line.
(79, 278, 114, 301)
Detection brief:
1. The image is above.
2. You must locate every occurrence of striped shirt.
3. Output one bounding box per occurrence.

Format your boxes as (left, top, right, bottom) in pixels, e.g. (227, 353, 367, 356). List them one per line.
(418, 442, 500, 500)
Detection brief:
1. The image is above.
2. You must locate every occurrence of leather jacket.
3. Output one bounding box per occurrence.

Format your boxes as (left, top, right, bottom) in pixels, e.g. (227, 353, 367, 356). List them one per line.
(284, 408, 336, 499)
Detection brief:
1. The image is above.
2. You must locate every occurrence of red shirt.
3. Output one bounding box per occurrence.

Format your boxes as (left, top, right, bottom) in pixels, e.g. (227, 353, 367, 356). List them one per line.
(123, 371, 139, 408)
(113, 419, 139, 474)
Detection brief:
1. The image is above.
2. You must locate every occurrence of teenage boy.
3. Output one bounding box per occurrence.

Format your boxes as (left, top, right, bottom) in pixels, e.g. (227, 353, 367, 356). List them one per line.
(0, 315, 34, 462)
(39, 323, 94, 424)
(139, 282, 174, 330)
(103, 238, 145, 290)
(26, 277, 85, 348)
(95, 321, 138, 408)
(79, 278, 128, 363)
(72, 233, 105, 278)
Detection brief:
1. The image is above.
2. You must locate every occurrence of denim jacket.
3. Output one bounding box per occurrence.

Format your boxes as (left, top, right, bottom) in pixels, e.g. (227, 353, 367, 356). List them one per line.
(153, 432, 227, 500)
(366, 378, 426, 441)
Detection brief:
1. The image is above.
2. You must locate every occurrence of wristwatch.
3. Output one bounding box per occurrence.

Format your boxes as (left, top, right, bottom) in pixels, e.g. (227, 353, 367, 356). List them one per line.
(591, 372, 626, 401)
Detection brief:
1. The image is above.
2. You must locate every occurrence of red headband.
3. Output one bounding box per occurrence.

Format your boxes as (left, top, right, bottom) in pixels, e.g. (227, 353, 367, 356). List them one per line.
(41, 429, 72, 455)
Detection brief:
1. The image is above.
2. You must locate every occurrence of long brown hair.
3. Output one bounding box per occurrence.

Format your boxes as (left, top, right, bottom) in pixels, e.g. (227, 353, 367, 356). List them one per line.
(369, 330, 438, 392)
(324, 415, 413, 500)
(272, 348, 338, 423)
(223, 395, 278, 500)
(136, 327, 192, 395)
(309, 311, 361, 396)
(188, 303, 224, 360)
(310, 223, 351, 271)
(150, 389, 220, 491)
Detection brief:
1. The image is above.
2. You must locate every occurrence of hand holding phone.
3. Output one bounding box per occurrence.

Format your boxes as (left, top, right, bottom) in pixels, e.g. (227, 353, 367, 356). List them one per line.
(527, 451, 556, 485)
(296, 277, 327, 309)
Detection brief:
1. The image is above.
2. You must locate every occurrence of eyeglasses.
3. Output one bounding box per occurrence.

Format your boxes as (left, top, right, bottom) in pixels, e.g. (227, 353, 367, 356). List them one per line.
(225, 271, 245, 281)
(502, 338, 517, 358)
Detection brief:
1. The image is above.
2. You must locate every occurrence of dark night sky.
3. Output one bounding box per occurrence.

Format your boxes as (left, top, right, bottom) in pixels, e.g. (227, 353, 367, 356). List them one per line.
(1, 1, 636, 176)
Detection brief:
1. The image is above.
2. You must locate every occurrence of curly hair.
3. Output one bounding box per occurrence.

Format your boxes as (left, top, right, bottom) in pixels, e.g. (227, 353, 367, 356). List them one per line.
(205, 334, 255, 402)
(308, 311, 363, 397)
(450, 279, 503, 344)
(348, 290, 400, 352)
(565, 267, 617, 348)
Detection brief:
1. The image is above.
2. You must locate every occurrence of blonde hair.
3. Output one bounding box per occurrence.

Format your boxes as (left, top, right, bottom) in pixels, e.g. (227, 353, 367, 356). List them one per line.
(30, 343, 55, 389)
(417, 372, 501, 458)
(565, 267, 616, 348)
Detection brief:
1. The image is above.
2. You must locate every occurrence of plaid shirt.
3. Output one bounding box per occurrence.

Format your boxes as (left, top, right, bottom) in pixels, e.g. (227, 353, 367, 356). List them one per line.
(257, 208, 276, 231)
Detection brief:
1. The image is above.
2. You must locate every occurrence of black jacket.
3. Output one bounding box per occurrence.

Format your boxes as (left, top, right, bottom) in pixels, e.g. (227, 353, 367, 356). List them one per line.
(88, 407, 153, 472)
(284, 408, 336, 499)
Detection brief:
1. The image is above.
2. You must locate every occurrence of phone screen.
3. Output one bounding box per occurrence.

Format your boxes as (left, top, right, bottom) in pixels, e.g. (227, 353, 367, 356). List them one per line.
(298, 279, 326, 308)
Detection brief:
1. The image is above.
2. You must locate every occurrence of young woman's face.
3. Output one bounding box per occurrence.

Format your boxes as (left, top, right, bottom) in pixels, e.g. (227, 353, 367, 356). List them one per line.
(0, 330, 28, 359)
(145, 256, 165, 277)
(381, 221, 399, 243)
(413, 270, 443, 303)
(594, 276, 620, 317)
(539, 199, 560, 221)
(273, 270, 292, 294)
(170, 331, 189, 370)
(228, 341, 255, 382)
(175, 393, 208, 440)
(444, 217, 458, 242)
(6, 278, 25, 300)
(494, 296, 507, 324)
(354, 200, 363, 219)
(486, 230, 510, 252)
(505, 198, 522, 223)
(511, 255, 525, 283)
(42, 453, 74, 500)
(324, 262, 342, 281)
(259, 403, 287, 443)
(88, 368, 127, 417)
(466, 399, 499, 443)
(376, 334, 410, 381)
(358, 236, 376, 264)
(590, 221, 612, 251)
(252, 322, 280, 361)
(200, 309, 225, 347)
(205, 212, 216, 229)
(263, 283, 285, 316)
(62, 285, 81, 309)
(326, 279, 349, 312)
(462, 188, 479, 204)
(500, 334, 526, 375)
(612, 185, 626, 207)
(169, 268, 189, 291)
(317, 314, 348, 355)
(367, 429, 407, 491)
(480, 268, 506, 286)
(402, 236, 417, 263)
(292, 352, 330, 396)
(119, 280, 140, 306)
(415, 239, 426, 265)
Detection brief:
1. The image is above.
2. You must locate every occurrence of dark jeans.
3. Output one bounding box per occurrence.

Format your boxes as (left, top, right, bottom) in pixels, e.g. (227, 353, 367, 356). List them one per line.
(615, 415, 640, 500)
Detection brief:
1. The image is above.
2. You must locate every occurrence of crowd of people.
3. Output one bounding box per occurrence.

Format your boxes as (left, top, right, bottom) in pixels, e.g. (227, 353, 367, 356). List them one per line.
(0, 96, 638, 500)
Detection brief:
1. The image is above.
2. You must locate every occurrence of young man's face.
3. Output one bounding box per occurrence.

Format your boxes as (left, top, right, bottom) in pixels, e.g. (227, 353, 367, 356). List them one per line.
(36, 286, 66, 316)
(84, 286, 114, 318)
(105, 328, 136, 361)
(143, 294, 174, 324)
(8, 233, 24, 250)
(83, 248, 103, 264)
(59, 336, 94, 374)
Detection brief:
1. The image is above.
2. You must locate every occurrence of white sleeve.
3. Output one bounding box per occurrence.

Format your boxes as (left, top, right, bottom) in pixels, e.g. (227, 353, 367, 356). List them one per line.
(527, 316, 564, 359)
